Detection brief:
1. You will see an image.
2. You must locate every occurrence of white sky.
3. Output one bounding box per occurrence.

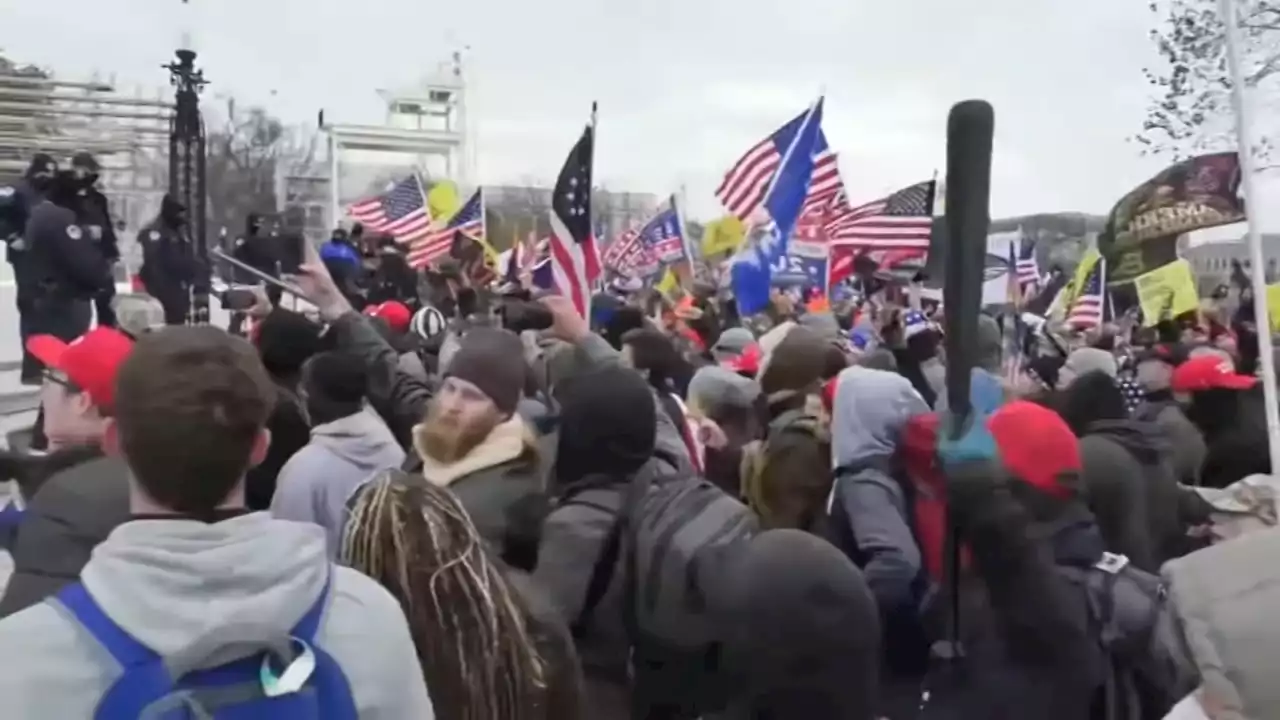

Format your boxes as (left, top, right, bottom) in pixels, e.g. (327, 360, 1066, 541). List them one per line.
(3, 0, 1276, 229)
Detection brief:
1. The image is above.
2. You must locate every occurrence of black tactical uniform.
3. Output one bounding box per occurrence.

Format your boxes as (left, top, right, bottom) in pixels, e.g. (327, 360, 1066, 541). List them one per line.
(3, 155, 58, 377)
(232, 214, 283, 303)
(138, 194, 199, 325)
(22, 173, 110, 375)
(71, 153, 119, 328)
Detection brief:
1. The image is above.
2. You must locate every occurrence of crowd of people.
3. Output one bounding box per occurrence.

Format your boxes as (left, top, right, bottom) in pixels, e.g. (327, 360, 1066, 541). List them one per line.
(0, 216, 1272, 719)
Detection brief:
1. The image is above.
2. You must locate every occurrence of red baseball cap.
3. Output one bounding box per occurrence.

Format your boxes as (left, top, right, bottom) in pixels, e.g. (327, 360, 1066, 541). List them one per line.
(988, 401, 1081, 499)
(27, 327, 134, 411)
(1171, 355, 1256, 393)
(721, 343, 761, 376)
(369, 301, 412, 334)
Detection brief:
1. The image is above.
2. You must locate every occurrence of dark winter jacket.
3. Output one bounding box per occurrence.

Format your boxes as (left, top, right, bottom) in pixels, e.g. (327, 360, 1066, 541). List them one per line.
(910, 467, 1104, 720)
(1078, 420, 1176, 572)
(0, 451, 130, 618)
(1188, 386, 1271, 489)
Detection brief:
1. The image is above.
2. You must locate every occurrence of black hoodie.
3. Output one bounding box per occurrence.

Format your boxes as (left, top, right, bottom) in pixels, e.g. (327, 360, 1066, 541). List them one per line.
(1185, 385, 1271, 488)
(1079, 421, 1172, 572)
(1054, 372, 1165, 571)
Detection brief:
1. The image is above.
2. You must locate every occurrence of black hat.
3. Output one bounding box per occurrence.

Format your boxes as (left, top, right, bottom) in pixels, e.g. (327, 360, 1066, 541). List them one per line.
(303, 350, 366, 405)
(25, 153, 56, 177)
(71, 151, 100, 173)
(444, 328, 526, 415)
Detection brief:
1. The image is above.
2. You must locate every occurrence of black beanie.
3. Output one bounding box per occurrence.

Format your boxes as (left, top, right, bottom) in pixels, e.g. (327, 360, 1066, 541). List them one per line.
(444, 328, 526, 415)
(554, 365, 656, 490)
(255, 308, 328, 379)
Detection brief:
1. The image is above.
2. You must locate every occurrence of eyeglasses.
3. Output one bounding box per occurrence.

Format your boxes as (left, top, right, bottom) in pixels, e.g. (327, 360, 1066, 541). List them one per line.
(43, 369, 82, 395)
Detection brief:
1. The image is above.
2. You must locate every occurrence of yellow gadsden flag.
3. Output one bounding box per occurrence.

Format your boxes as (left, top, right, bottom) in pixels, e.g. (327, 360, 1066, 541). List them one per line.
(1133, 259, 1199, 326)
(427, 181, 463, 222)
(701, 216, 746, 257)
(1061, 248, 1102, 312)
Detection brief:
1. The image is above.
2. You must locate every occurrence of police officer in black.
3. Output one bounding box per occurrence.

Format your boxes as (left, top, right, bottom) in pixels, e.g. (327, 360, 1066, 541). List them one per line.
(23, 169, 113, 451)
(1, 154, 59, 381)
(138, 194, 198, 325)
(69, 152, 119, 328)
(232, 213, 283, 304)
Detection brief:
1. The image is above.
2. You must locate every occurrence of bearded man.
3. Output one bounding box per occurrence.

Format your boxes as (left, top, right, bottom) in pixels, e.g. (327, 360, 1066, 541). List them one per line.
(407, 327, 545, 570)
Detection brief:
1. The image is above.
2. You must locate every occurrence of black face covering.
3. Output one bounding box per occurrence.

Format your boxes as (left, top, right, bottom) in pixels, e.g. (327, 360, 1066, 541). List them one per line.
(1183, 387, 1240, 436)
(160, 194, 187, 229)
(46, 171, 81, 207)
(27, 174, 54, 194)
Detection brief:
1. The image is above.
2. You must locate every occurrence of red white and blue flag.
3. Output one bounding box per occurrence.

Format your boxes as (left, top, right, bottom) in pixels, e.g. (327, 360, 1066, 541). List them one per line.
(1066, 258, 1106, 329)
(603, 226, 661, 279)
(347, 175, 433, 245)
(407, 188, 484, 269)
(548, 118, 601, 318)
(637, 195, 687, 263)
(715, 108, 840, 222)
(1015, 241, 1040, 290)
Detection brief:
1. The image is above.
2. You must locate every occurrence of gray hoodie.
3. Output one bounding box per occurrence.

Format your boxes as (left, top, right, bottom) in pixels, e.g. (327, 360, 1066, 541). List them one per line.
(271, 409, 405, 557)
(828, 366, 929, 612)
(0, 513, 433, 718)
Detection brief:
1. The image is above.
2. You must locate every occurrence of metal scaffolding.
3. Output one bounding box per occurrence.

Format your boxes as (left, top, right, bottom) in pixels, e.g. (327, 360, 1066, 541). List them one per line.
(0, 57, 173, 268)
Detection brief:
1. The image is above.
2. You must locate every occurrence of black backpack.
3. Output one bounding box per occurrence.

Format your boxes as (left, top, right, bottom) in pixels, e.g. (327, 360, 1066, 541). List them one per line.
(572, 463, 757, 719)
(1058, 552, 1171, 720)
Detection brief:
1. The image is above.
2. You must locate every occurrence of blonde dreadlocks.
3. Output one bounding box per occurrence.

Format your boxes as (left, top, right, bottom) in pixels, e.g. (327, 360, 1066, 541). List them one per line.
(341, 470, 546, 719)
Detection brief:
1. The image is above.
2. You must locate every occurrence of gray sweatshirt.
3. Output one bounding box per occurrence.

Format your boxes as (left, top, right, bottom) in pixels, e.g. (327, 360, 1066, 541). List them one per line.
(0, 513, 434, 719)
(271, 409, 405, 557)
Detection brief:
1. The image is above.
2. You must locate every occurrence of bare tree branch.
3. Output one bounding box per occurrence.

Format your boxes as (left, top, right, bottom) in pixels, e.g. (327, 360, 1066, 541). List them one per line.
(1137, 0, 1280, 168)
(204, 99, 310, 234)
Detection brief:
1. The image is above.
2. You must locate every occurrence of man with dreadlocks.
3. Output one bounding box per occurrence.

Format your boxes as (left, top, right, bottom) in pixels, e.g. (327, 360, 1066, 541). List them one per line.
(342, 470, 585, 720)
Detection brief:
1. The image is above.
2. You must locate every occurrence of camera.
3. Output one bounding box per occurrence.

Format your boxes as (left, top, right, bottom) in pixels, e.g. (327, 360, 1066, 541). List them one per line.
(496, 289, 553, 334)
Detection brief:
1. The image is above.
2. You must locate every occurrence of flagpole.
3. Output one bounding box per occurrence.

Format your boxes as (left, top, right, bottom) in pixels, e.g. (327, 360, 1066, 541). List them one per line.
(589, 101, 598, 218)
(759, 96, 823, 216)
(1220, 0, 1280, 466)
(673, 189, 696, 281)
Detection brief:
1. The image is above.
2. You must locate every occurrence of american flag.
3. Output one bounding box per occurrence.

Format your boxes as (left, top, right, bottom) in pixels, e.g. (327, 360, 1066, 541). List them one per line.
(715, 106, 840, 221)
(601, 226, 638, 272)
(602, 226, 656, 277)
(1015, 241, 1040, 288)
(825, 180, 936, 250)
(1066, 258, 1106, 329)
(407, 189, 484, 269)
(548, 119, 600, 318)
(347, 175, 432, 245)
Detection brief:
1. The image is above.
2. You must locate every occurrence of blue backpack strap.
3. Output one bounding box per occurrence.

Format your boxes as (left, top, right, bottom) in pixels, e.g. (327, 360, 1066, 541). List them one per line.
(290, 573, 332, 642)
(57, 583, 179, 718)
(56, 582, 159, 668)
(292, 571, 360, 720)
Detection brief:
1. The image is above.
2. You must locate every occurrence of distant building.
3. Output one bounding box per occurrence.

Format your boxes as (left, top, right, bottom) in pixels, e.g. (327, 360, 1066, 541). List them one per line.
(483, 184, 659, 247)
(276, 171, 331, 242)
(1183, 233, 1280, 292)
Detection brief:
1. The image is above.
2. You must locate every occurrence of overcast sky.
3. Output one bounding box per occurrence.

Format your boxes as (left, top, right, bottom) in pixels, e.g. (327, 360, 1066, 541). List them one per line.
(3, 0, 1273, 230)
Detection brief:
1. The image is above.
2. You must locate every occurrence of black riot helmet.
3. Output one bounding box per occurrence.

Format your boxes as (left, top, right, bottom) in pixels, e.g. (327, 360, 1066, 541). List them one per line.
(71, 152, 100, 187)
(160, 193, 187, 228)
(24, 153, 58, 192)
(46, 170, 81, 207)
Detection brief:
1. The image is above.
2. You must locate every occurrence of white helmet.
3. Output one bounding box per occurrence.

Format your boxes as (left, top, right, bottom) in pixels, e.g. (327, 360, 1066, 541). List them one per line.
(410, 305, 447, 340)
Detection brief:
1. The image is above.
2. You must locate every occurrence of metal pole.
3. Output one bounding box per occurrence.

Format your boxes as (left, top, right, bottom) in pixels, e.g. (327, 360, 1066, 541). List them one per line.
(329, 131, 341, 230)
(1219, 0, 1280, 466)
